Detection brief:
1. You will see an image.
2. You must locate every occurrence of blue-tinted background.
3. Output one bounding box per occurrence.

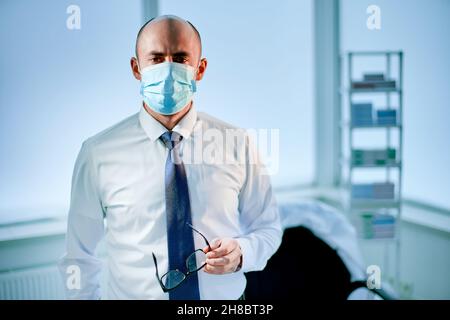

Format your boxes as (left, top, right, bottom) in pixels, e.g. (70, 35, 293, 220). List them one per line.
(341, 0, 450, 211)
(0, 0, 449, 300)
(0, 0, 314, 217)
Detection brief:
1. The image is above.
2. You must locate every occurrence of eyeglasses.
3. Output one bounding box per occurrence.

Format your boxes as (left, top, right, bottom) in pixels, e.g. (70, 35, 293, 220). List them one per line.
(152, 223, 211, 292)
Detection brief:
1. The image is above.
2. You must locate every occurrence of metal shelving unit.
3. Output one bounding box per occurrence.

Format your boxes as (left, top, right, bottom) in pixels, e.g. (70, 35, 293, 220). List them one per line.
(340, 51, 403, 292)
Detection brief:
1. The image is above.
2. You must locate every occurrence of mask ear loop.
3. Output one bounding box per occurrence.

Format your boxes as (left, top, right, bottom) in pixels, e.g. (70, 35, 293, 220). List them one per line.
(191, 59, 202, 91)
(196, 59, 202, 75)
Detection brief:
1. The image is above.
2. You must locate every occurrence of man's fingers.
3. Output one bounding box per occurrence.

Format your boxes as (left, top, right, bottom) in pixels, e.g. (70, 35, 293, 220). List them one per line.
(202, 239, 221, 255)
(206, 256, 230, 267)
(206, 243, 233, 258)
(208, 238, 221, 251)
(203, 263, 227, 274)
(206, 249, 240, 266)
(203, 239, 242, 274)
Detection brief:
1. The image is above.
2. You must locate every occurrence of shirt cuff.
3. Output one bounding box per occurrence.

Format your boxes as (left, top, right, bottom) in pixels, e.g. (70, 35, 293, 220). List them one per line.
(234, 237, 255, 273)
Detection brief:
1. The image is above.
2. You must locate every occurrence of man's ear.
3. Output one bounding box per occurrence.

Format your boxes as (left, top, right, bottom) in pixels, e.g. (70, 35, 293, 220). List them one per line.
(195, 58, 208, 81)
(130, 57, 141, 80)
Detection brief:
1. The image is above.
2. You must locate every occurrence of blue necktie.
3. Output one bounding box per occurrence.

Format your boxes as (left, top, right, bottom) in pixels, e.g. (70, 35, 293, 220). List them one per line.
(160, 131, 200, 300)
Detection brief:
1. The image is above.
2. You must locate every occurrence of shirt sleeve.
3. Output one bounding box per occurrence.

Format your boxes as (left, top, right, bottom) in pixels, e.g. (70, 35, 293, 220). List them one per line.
(235, 133, 283, 273)
(58, 141, 105, 299)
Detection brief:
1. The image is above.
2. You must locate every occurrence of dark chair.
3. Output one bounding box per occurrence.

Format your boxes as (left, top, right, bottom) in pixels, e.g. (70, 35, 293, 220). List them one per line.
(244, 226, 394, 300)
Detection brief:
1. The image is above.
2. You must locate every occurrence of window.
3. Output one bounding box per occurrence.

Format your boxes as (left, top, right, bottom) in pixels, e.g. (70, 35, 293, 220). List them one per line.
(0, 0, 143, 218)
(159, 0, 315, 187)
(0, 0, 315, 221)
(341, 0, 450, 210)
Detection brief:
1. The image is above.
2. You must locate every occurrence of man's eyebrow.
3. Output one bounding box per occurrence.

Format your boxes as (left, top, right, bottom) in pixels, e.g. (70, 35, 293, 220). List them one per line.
(172, 51, 190, 57)
(146, 51, 191, 57)
(147, 51, 165, 56)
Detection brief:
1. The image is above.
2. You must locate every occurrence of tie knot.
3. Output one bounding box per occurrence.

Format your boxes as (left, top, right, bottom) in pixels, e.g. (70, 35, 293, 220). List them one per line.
(160, 131, 182, 150)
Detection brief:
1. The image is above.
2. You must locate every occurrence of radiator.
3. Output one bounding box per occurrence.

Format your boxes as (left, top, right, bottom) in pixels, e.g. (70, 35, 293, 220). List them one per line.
(0, 265, 65, 300)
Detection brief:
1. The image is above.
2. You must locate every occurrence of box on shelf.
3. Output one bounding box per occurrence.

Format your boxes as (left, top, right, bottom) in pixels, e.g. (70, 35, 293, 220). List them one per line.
(377, 109, 397, 125)
(351, 73, 396, 90)
(357, 211, 396, 239)
(351, 182, 395, 200)
(363, 73, 385, 82)
(351, 103, 373, 126)
(352, 148, 397, 166)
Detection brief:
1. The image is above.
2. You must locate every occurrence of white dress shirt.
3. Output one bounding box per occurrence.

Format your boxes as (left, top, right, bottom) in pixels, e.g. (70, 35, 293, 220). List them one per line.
(58, 104, 282, 300)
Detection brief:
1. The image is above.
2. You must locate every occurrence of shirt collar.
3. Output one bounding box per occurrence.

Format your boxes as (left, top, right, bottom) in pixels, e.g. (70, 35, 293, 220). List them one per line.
(139, 102, 198, 142)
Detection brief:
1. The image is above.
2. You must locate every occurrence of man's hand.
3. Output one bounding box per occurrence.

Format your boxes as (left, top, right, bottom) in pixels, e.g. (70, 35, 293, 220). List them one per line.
(203, 238, 243, 274)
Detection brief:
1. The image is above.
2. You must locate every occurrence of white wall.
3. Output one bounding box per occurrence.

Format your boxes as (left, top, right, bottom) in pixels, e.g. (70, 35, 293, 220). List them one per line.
(158, 0, 315, 188)
(340, 0, 450, 210)
(0, 0, 143, 216)
(0, 0, 315, 220)
(359, 218, 450, 299)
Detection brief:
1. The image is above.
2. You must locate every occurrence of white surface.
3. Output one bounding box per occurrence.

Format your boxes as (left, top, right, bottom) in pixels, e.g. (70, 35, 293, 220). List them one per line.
(0, 218, 66, 242)
(402, 205, 450, 234)
(0, 0, 143, 212)
(158, 0, 315, 187)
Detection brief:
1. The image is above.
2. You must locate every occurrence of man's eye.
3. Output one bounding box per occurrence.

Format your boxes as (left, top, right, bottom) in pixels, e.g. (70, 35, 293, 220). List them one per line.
(150, 57, 163, 63)
(174, 57, 188, 63)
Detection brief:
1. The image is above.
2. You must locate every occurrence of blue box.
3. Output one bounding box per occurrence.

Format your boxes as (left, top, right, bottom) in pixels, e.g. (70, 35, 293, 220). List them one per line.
(377, 109, 397, 125)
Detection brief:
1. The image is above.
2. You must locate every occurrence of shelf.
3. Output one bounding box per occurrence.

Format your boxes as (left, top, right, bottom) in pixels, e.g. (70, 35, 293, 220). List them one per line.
(350, 162, 402, 169)
(350, 123, 402, 129)
(358, 236, 399, 243)
(340, 87, 402, 94)
(340, 121, 402, 129)
(347, 51, 403, 56)
(349, 87, 401, 94)
(342, 50, 403, 292)
(349, 199, 401, 209)
(340, 157, 401, 169)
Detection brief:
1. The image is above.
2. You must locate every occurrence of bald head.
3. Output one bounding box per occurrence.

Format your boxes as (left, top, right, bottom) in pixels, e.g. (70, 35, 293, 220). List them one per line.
(135, 15, 202, 63)
(130, 15, 208, 127)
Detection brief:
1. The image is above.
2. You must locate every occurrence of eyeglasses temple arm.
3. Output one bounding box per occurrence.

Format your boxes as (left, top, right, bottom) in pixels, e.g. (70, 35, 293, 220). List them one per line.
(152, 252, 169, 292)
(186, 222, 211, 250)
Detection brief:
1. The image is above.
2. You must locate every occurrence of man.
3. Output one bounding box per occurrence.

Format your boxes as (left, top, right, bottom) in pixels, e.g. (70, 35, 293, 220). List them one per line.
(58, 15, 282, 300)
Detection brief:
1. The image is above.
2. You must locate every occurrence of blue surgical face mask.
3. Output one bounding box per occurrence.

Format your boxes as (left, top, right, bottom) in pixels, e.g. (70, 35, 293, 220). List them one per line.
(139, 62, 197, 115)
